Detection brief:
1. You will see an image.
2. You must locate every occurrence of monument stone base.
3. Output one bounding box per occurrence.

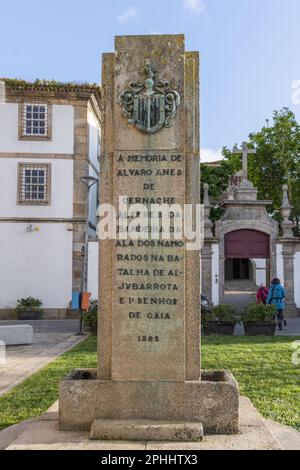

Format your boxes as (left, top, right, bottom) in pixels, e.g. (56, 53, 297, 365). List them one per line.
(1, 396, 285, 450)
(90, 419, 203, 442)
(59, 370, 239, 439)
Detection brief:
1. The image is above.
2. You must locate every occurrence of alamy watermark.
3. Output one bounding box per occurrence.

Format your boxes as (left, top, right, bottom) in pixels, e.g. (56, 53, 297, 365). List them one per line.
(0, 80, 6, 104)
(96, 197, 204, 251)
(292, 340, 300, 366)
(0, 341, 6, 365)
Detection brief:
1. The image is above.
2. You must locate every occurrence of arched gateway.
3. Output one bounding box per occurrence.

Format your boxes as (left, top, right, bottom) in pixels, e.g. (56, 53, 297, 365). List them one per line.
(201, 176, 282, 309)
(202, 154, 299, 316)
(224, 229, 270, 289)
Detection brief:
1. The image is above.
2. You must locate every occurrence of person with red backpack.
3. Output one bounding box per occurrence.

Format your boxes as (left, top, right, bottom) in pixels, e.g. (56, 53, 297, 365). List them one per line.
(256, 284, 269, 305)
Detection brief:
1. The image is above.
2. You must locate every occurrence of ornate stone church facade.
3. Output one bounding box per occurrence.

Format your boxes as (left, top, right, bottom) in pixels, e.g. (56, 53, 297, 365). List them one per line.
(202, 147, 300, 317)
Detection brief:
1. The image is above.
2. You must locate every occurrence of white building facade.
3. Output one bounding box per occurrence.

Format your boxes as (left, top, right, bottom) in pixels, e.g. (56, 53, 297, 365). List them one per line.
(0, 82, 101, 318)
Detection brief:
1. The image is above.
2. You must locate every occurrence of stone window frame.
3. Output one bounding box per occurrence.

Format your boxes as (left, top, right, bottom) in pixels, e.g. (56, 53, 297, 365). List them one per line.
(18, 102, 53, 141)
(17, 162, 52, 206)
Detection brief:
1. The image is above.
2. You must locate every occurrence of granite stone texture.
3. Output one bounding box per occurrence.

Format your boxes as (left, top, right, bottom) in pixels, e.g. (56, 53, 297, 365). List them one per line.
(98, 34, 200, 383)
(0, 325, 33, 345)
(2, 397, 283, 450)
(59, 34, 240, 440)
(59, 370, 239, 435)
(90, 420, 203, 442)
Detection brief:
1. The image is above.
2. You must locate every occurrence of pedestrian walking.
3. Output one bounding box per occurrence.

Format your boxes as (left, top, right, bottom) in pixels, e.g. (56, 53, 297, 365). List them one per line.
(266, 278, 287, 331)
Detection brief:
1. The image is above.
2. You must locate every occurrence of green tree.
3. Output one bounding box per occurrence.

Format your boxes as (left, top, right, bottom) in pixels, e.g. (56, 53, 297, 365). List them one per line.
(201, 149, 240, 222)
(201, 108, 300, 234)
(248, 108, 300, 234)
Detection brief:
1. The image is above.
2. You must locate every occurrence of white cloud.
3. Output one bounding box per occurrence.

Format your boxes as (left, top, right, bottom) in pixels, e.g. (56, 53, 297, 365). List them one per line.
(117, 6, 138, 24)
(201, 148, 223, 163)
(183, 0, 206, 14)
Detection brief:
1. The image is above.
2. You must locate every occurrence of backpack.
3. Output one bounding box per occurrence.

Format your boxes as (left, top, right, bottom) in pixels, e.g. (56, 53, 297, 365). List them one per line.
(258, 287, 269, 304)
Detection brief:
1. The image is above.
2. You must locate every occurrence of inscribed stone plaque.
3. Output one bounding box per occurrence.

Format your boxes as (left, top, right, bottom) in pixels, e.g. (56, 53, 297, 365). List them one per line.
(111, 150, 186, 381)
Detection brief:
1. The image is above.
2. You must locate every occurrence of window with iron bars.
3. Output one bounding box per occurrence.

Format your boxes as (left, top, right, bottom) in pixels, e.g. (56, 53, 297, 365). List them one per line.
(23, 103, 48, 136)
(18, 163, 51, 205)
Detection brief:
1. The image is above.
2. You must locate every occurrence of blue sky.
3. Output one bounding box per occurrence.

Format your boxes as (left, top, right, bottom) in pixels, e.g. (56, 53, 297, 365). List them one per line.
(1, 0, 300, 161)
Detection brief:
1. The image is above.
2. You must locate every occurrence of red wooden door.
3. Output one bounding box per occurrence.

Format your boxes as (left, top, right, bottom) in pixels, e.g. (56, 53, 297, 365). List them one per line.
(225, 230, 269, 259)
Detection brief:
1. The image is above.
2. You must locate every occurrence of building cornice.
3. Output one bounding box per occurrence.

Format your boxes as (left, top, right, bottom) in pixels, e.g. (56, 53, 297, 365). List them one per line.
(0, 217, 85, 223)
(3, 79, 101, 111)
(0, 153, 74, 159)
(221, 200, 273, 207)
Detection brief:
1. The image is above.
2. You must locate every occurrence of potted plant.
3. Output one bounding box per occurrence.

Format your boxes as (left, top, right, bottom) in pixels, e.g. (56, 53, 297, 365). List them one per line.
(85, 300, 98, 335)
(202, 304, 238, 336)
(242, 303, 277, 336)
(16, 297, 43, 320)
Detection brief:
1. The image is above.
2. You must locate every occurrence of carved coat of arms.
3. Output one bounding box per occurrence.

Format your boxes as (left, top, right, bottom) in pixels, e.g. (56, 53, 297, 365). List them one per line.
(118, 61, 180, 134)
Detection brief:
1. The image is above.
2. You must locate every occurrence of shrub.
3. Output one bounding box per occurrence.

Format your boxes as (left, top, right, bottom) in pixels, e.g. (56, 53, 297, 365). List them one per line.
(202, 304, 238, 324)
(85, 300, 98, 334)
(242, 303, 277, 324)
(16, 297, 42, 312)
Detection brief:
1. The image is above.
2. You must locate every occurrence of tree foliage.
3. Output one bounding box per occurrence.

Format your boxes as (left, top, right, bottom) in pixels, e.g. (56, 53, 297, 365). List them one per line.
(201, 148, 240, 222)
(0, 78, 100, 93)
(248, 108, 300, 234)
(201, 108, 300, 234)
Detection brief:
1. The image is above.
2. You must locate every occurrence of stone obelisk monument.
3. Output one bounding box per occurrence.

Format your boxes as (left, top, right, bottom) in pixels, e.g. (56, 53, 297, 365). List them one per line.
(59, 35, 239, 440)
(100, 35, 200, 383)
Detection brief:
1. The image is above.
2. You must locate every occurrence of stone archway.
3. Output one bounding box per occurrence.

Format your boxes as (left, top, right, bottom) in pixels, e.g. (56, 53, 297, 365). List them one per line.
(217, 223, 276, 304)
(205, 180, 279, 306)
(224, 230, 270, 294)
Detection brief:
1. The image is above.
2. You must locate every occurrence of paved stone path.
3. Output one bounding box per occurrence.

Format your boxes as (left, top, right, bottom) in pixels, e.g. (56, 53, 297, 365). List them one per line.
(264, 418, 300, 450)
(0, 320, 85, 396)
(224, 291, 257, 313)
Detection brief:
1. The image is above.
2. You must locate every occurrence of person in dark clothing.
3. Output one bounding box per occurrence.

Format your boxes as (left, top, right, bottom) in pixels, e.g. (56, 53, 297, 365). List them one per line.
(266, 278, 287, 331)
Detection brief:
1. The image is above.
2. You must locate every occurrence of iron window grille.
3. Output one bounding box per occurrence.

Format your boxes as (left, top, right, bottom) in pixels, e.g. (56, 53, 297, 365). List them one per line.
(23, 103, 48, 136)
(18, 163, 51, 205)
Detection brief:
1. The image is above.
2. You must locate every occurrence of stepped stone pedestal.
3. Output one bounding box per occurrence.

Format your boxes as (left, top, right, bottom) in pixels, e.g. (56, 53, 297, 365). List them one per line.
(59, 34, 239, 441)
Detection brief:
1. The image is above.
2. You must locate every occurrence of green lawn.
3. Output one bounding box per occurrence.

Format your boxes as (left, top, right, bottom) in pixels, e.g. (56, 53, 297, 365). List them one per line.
(0, 337, 97, 432)
(202, 336, 300, 431)
(0, 335, 299, 432)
